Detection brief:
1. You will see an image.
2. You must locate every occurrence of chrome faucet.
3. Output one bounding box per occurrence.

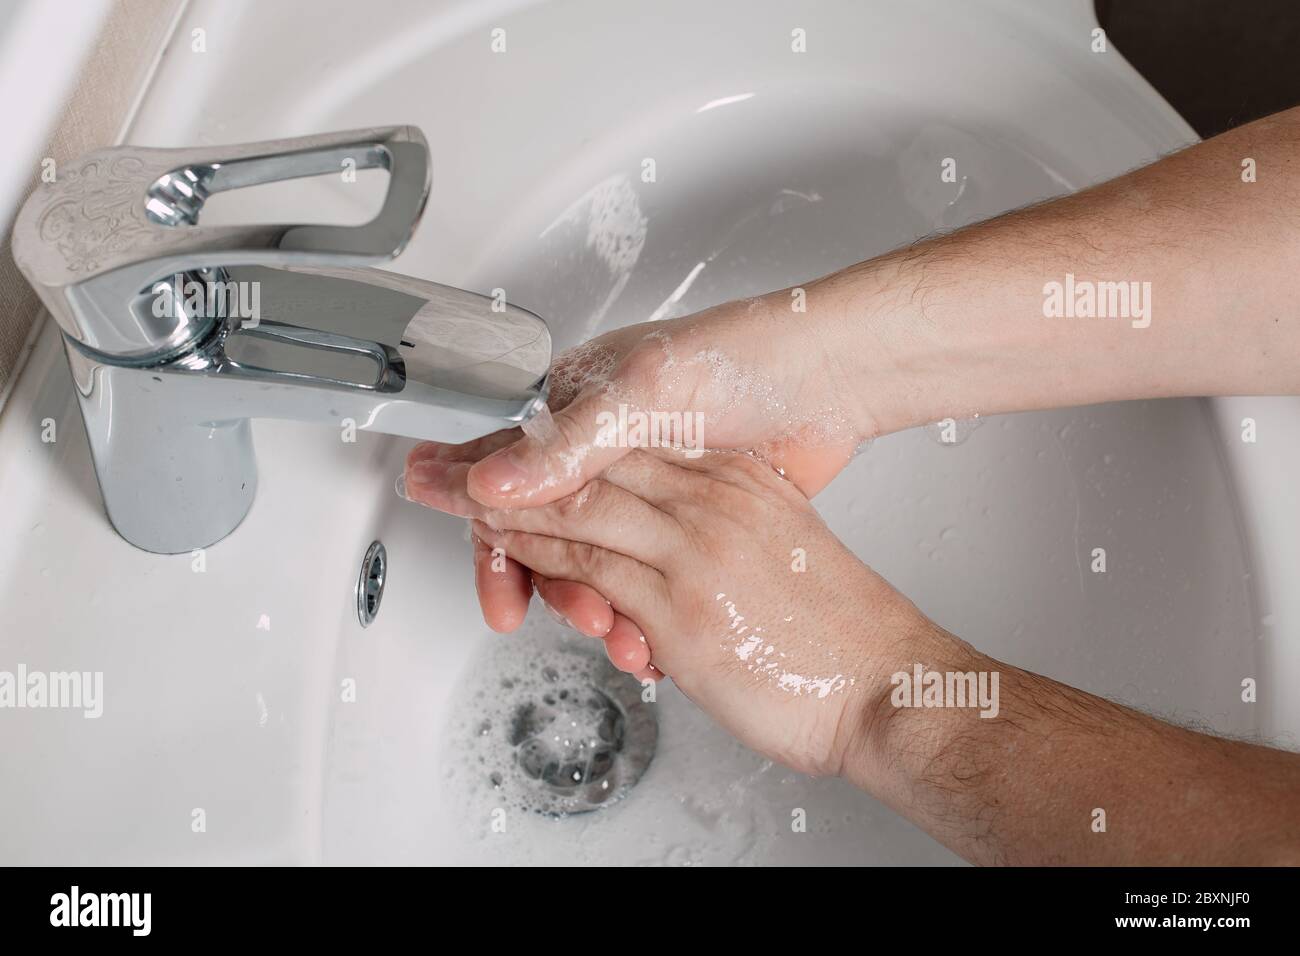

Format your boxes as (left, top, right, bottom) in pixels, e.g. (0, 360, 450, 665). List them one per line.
(12, 127, 550, 553)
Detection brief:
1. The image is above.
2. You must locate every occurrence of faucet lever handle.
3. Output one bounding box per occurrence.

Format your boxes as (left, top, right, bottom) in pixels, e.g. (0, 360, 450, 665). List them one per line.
(13, 126, 431, 361)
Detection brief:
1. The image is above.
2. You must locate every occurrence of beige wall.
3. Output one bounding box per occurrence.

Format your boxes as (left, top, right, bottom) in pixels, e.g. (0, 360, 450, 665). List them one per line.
(0, 0, 182, 398)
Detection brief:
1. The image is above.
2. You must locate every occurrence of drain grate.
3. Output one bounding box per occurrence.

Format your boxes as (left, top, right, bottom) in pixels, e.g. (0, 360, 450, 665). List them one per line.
(478, 648, 658, 816)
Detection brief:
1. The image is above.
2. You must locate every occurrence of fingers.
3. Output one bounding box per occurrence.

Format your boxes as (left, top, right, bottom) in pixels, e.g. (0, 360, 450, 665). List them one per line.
(592, 447, 710, 509)
(480, 548, 660, 686)
(602, 612, 651, 673)
(633, 664, 664, 683)
(466, 392, 633, 508)
(411, 449, 679, 651)
(405, 458, 478, 517)
(532, 574, 614, 638)
(472, 542, 624, 649)
(407, 428, 522, 466)
(485, 477, 680, 566)
(410, 426, 852, 502)
(417, 443, 708, 521)
(409, 452, 684, 568)
(472, 535, 532, 633)
(535, 576, 663, 682)
(470, 520, 666, 629)
(533, 575, 662, 681)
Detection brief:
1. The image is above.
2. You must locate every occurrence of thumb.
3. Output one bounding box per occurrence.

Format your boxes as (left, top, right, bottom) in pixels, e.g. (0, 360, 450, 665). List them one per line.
(466, 392, 630, 507)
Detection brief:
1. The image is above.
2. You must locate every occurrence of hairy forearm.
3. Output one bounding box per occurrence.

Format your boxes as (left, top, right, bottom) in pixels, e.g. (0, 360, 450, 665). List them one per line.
(841, 618, 1300, 865)
(784, 105, 1300, 437)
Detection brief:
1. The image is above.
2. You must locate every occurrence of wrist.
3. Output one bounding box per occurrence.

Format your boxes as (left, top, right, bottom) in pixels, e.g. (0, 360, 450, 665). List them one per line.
(834, 603, 985, 797)
(733, 281, 883, 444)
(796, 254, 955, 440)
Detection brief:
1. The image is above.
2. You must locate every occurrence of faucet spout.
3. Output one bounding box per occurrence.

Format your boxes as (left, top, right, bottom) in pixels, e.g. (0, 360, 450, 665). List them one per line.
(13, 127, 552, 553)
(63, 264, 550, 554)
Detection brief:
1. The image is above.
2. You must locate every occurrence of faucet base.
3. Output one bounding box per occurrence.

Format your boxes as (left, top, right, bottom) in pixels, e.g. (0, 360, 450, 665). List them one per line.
(69, 338, 258, 554)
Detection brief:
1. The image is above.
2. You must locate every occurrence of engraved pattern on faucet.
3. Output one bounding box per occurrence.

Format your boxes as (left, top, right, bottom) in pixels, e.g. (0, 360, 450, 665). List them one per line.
(36, 157, 165, 274)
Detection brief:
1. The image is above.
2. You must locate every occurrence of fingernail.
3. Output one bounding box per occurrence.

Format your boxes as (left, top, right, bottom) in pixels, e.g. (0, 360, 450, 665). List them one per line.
(473, 449, 530, 493)
(413, 441, 452, 461)
(407, 459, 449, 489)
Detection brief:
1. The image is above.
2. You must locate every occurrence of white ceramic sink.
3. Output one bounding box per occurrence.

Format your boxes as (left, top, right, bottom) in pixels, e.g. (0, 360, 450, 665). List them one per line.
(2, 0, 1295, 865)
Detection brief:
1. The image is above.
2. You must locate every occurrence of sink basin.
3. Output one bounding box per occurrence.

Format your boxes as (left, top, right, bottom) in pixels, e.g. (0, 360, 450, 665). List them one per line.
(1, 0, 1291, 865)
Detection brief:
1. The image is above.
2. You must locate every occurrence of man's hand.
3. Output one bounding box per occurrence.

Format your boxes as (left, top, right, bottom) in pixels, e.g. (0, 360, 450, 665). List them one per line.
(404, 443, 1300, 863)
(406, 296, 875, 635)
(406, 445, 920, 776)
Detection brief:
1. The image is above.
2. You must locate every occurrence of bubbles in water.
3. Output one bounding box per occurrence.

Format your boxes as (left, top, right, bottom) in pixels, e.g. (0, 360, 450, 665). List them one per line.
(639, 326, 860, 455)
(547, 340, 619, 407)
(445, 634, 657, 817)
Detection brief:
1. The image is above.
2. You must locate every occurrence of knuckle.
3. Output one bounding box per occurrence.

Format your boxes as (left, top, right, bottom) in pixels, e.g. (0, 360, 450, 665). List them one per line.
(501, 529, 541, 570)
(567, 540, 604, 581)
(710, 452, 795, 506)
(552, 478, 604, 522)
(720, 451, 770, 483)
(619, 346, 665, 392)
(552, 491, 582, 523)
(622, 346, 698, 412)
(674, 475, 770, 554)
(707, 471, 757, 513)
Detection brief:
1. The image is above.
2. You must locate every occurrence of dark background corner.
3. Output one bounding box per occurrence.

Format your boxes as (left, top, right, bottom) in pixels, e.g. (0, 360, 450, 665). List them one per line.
(1095, 0, 1300, 137)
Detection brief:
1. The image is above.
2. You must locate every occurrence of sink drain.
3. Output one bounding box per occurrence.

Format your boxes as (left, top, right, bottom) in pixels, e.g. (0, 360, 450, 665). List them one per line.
(355, 540, 387, 627)
(463, 643, 658, 816)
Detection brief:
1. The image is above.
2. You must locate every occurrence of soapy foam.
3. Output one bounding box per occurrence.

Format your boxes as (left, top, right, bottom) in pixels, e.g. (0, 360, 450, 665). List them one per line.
(442, 629, 657, 818)
(546, 340, 620, 408)
(434, 622, 870, 864)
(639, 329, 860, 450)
(520, 327, 861, 498)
